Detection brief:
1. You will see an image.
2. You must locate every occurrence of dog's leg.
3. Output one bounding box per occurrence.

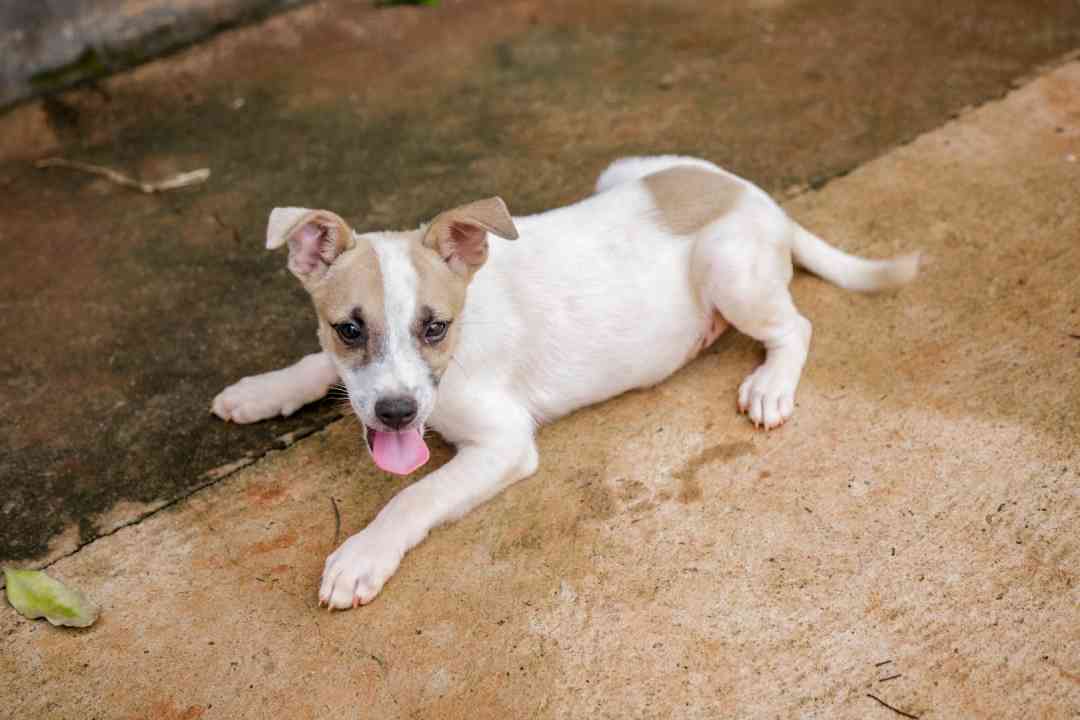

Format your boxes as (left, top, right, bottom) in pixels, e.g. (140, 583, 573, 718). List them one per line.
(728, 289, 811, 430)
(211, 352, 338, 423)
(320, 404, 537, 608)
(696, 216, 812, 430)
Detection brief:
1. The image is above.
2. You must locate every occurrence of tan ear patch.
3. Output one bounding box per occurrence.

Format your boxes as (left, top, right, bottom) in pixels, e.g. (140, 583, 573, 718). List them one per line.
(643, 166, 745, 235)
(422, 196, 519, 278)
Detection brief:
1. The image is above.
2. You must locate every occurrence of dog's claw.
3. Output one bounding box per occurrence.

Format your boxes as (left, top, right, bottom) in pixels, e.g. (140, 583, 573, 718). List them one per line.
(319, 529, 400, 610)
(737, 366, 797, 430)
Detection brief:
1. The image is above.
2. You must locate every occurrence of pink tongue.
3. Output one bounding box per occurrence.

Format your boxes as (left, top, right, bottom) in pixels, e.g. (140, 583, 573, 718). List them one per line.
(371, 428, 430, 475)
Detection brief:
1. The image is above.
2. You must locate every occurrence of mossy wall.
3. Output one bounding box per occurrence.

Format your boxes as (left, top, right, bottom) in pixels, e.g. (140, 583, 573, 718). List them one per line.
(0, 0, 308, 108)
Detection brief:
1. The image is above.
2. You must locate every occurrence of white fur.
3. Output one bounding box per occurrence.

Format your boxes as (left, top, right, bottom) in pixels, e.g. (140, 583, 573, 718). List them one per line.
(211, 352, 337, 423)
(212, 155, 917, 608)
(338, 235, 437, 431)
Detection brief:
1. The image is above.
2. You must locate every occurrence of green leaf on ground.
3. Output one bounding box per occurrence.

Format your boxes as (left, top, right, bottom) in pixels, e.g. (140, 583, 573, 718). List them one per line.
(3, 569, 99, 628)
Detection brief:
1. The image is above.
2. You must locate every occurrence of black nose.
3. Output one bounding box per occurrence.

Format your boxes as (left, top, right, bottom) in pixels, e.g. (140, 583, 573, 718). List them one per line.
(374, 396, 418, 430)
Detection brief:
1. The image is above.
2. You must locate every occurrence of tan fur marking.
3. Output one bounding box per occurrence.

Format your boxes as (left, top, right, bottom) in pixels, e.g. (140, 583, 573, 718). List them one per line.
(309, 234, 385, 365)
(422, 196, 518, 278)
(644, 166, 745, 235)
(409, 239, 470, 376)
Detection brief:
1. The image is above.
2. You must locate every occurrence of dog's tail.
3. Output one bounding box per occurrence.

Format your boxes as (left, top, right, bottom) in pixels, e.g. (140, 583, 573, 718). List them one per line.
(791, 224, 920, 293)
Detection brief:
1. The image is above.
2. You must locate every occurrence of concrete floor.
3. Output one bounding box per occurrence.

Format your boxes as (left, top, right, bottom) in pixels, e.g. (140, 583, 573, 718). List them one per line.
(5, 0, 1080, 567)
(2, 1, 1079, 718)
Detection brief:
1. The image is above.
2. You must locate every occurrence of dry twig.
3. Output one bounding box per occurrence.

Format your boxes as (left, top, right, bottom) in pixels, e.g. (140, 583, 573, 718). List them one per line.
(330, 497, 342, 546)
(867, 693, 921, 719)
(36, 157, 210, 193)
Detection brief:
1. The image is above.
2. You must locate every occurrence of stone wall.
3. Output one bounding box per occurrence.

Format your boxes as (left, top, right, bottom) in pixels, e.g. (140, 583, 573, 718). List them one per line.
(0, 0, 308, 107)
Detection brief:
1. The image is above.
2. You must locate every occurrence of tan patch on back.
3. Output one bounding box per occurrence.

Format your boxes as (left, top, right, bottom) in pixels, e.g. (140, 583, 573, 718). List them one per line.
(308, 234, 385, 361)
(643, 166, 745, 235)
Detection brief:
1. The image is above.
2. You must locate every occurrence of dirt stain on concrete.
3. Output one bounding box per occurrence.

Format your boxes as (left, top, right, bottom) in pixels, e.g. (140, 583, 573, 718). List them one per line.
(247, 527, 297, 555)
(127, 701, 206, 720)
(672, 441, 755, 503)
(245, 482, 288, 507)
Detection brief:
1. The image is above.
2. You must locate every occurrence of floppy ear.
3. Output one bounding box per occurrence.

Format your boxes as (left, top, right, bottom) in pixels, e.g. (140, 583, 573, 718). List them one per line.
(421, 197, 519, 277)
(266, 207, 353, 283)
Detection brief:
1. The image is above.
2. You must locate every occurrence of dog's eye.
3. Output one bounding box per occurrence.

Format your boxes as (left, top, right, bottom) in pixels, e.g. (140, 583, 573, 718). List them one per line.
(334, 321, 365, 345)
(423, 320, 449, 344)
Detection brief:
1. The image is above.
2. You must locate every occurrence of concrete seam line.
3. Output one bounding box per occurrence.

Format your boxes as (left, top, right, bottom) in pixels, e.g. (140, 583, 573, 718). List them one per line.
(0, 414, 344, 588)
(780, 46, 1080, 200)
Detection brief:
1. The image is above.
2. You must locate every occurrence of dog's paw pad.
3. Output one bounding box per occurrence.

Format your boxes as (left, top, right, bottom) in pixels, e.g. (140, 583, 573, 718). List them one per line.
(319, 531, 402, 610)
(737, 366, 796, 430)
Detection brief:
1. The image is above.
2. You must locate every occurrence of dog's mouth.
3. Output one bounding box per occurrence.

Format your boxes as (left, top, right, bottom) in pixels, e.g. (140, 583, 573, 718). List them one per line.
(364, 425, 430, 476)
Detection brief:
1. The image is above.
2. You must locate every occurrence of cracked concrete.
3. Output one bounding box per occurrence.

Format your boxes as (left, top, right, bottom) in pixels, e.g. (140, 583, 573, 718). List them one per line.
(3, 41, 1079, 720)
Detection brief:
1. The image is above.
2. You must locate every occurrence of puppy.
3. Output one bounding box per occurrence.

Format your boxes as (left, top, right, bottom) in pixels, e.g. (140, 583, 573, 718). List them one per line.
(212, 155, 918, 609)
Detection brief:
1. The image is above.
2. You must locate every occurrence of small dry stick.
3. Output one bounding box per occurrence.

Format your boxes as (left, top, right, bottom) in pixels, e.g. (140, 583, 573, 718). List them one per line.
(36, 157, 210, 193)
(330, 497, 342, 546)
(879, 674, 903, 682)
(874, 659, 894, 667)
(867, 693, 921, 719)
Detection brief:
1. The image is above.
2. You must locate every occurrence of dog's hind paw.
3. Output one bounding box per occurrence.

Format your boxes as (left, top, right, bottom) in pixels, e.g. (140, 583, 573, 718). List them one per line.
(211, 372, 306, 423)
(737, 365, 796, 430)
(319, 529, 403, 609)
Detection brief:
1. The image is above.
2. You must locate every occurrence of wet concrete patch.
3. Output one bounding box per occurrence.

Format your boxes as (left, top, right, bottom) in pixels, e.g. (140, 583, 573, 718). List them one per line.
(3, 0, 1080, 566)
(673, 441, 755, 503)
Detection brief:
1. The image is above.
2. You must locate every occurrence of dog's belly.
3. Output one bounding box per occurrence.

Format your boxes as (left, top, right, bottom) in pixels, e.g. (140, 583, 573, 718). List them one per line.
(689, 311, 730, 360)
(522, 278, 719, 422)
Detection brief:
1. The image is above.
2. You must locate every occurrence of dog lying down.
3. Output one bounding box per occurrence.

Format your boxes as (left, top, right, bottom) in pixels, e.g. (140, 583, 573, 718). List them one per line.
(212, 155, 918, 609)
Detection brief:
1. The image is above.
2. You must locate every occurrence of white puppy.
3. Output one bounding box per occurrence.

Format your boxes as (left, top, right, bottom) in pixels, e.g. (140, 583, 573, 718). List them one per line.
(212, 155, 918, 609)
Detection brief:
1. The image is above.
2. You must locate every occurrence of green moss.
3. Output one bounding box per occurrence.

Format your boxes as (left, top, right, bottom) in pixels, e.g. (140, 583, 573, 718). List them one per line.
(29, 48, 109, 93)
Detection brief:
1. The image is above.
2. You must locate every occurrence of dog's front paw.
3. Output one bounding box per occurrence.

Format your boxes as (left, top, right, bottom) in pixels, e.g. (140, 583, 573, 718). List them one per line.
(211, 372, 306, 424)
(319, 529, 403, 609)
(737, 365, 796, 430)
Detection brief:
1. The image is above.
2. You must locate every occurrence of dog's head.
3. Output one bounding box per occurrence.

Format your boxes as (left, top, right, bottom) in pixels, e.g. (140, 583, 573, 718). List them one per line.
(266, 198, 518, 475)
